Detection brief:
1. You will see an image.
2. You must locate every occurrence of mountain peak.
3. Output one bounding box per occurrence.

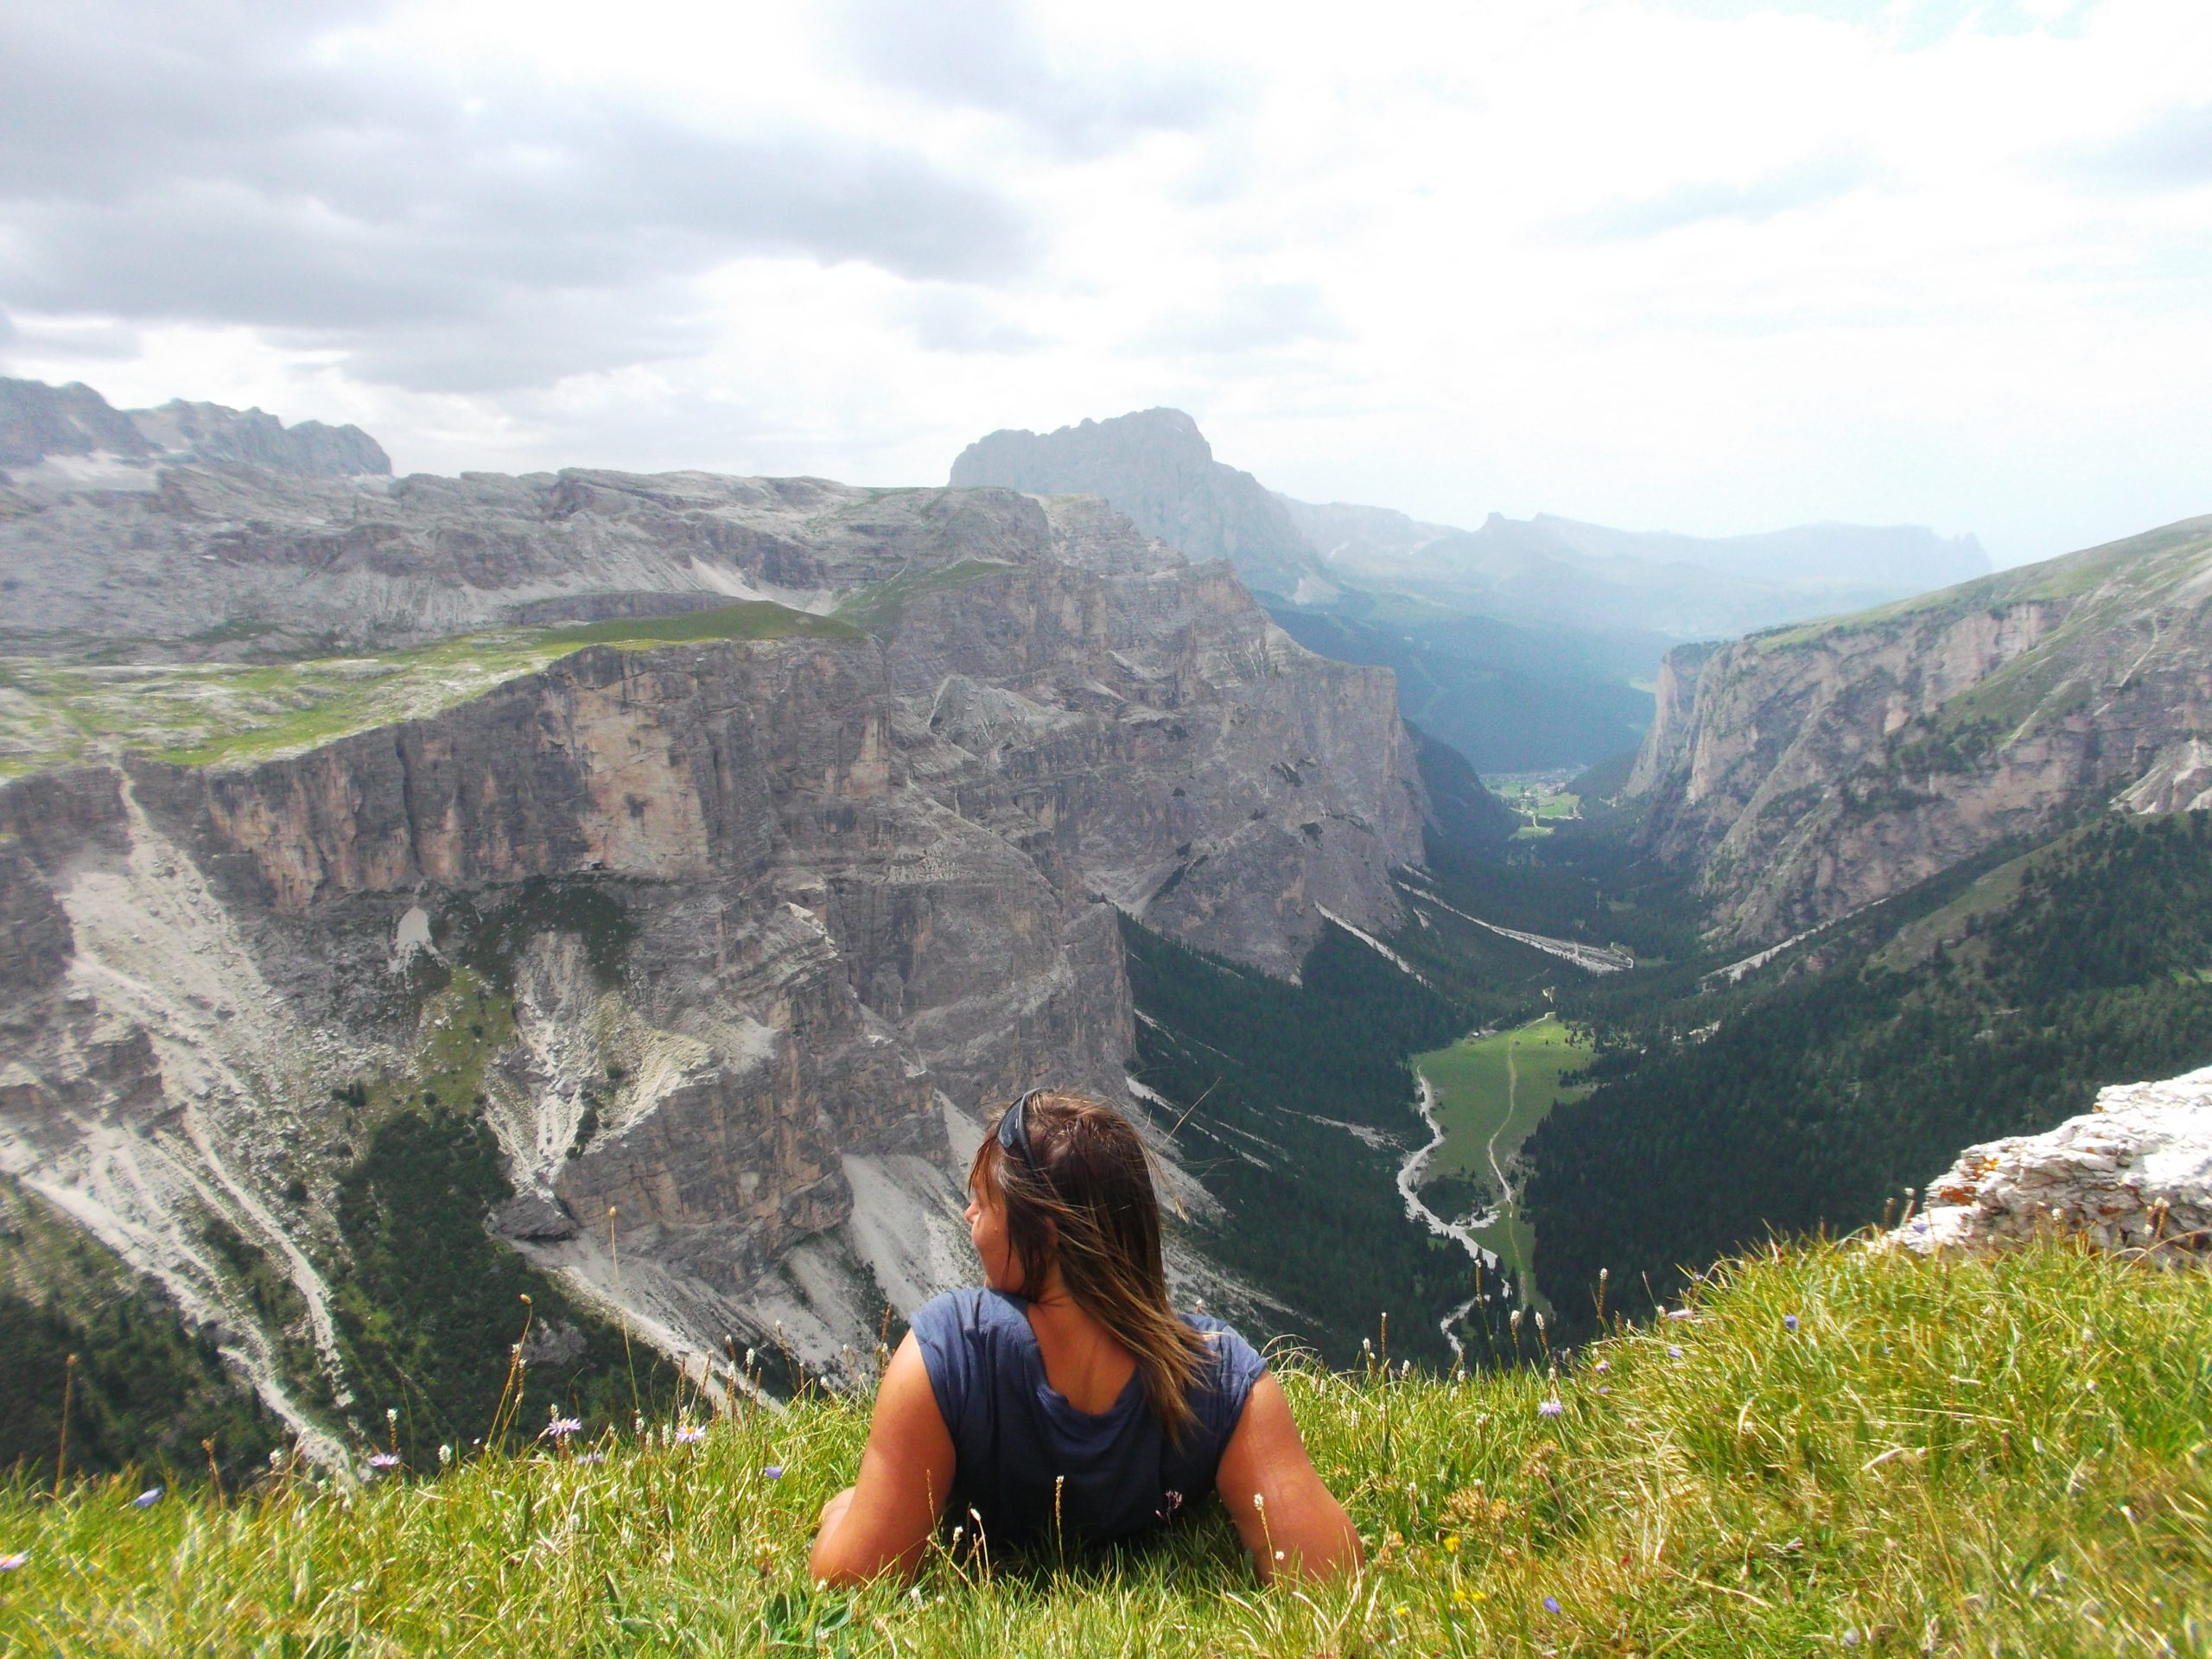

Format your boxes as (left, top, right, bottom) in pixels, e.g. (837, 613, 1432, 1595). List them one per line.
(950, 408, 1325, 598)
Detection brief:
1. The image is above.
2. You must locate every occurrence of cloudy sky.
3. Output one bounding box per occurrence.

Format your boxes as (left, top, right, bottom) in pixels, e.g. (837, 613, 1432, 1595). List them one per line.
(2, 0, 2206, 564)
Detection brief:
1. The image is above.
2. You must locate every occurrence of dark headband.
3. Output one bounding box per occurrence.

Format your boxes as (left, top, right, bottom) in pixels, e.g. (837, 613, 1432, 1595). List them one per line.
(995, 1086, 1054, 1192)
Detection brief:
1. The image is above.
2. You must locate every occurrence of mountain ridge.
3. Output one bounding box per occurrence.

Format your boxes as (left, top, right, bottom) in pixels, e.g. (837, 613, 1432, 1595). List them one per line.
(1294, 500, 1991, 640)
(1, 376, 390, 480)
(1624, 511, 2212, 944)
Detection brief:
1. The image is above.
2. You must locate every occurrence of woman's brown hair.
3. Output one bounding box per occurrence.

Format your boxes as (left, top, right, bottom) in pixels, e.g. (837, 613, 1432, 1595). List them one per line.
(971, 1090, 1212, 1440)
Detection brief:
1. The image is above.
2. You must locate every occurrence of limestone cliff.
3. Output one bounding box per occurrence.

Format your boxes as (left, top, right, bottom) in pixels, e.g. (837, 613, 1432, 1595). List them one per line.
(1627, 514, 2212, 944)
(0, 471, 1424, 1437)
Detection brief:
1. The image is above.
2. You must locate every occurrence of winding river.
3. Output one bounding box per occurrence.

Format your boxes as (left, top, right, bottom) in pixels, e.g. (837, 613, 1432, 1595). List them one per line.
(1395, 1071, 1507, 1362)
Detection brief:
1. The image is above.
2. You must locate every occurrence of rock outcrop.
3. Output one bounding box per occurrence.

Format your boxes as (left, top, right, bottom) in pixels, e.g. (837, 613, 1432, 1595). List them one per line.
(950, 409, 1330, 601)
(0, 465, 1425, 1427)
(1891, 1066, 2212, 1262)
(128, 398, 391, 477)
(1626, 514, 2212, 944)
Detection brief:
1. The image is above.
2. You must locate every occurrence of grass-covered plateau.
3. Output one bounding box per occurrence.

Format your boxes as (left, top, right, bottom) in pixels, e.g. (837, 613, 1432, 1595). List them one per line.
(0, 601, 857, 776)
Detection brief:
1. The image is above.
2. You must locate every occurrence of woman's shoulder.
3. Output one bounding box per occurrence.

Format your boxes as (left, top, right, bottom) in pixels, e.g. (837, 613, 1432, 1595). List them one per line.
(1179, 1311, 1268, 1395)
(911, 1286, 1029, 1349)
(908, 1288, 1031, 1427)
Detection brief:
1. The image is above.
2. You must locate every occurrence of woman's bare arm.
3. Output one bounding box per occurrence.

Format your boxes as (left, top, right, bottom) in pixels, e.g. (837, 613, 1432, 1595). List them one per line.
(807, 1333, 957, 1586)
(1214, 1372, 1363, 1583)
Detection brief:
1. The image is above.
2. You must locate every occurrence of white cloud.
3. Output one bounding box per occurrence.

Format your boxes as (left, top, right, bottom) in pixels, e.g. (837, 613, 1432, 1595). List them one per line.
(3, 0, 2209, 564)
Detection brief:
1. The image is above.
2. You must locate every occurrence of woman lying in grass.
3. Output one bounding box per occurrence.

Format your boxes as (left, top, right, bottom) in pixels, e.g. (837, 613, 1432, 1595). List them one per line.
(810, 1089, 1362, 1586)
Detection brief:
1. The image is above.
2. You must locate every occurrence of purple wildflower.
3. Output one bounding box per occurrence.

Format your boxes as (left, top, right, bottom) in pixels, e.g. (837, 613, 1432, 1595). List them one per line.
(1666, 1308, 1694, 1321)
(1593, 1359, 1610, 1374)
(762, 1464, 785, 1480)
(1543, 1596, 1561, 1614)
(130, 1487, 163, 1509)
(1537, 1399, 1565, 1418)
(1784, 1313, 1800, 1332)
(0, 1553, 26, 1572)
(541, 1417, 583, 1440)
(577, 1452, 607, 1465)
(1667, 1344, 1683, 1358)
(674, 1426, 708, 1445)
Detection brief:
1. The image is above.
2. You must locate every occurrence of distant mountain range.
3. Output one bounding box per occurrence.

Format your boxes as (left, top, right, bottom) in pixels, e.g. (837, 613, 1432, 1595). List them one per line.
(1283, 499, 1990, 641)
(951, 409, 1989, 772)
(1, 377, 391, 481)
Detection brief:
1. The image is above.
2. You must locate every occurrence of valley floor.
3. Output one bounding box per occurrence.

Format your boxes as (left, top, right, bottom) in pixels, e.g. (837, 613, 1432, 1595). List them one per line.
(1414, 1015, 1592, 1306)
(3, 1239, 2204, 1656)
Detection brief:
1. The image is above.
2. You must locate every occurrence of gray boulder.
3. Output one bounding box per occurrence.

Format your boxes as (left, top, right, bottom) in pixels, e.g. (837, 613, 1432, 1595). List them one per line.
(1890, 1066, 2212, 1262)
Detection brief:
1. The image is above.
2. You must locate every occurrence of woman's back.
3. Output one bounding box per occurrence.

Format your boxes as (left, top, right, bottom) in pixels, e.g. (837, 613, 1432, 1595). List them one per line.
(807, 1089, 1360, 1585)
(912, 1287, 1265, 1548)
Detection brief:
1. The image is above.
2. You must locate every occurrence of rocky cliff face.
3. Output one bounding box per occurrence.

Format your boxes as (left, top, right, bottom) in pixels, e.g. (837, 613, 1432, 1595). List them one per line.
(0, 466, 1424, 1433)
(1628, 514, 2212, 944)
(950, 408, 1331, 601)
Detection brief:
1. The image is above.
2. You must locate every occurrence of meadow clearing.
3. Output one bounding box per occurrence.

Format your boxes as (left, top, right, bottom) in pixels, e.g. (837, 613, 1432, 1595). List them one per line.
(1414, 1015, 1592, 1301)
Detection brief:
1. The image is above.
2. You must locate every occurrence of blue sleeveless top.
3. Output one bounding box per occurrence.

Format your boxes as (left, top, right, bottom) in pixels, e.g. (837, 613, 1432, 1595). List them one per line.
(910, 1287, 1267, 1548)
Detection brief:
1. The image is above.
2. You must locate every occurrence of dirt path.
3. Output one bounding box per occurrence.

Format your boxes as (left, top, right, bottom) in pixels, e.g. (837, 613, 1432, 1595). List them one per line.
(1484, 1033, 1519, 1208)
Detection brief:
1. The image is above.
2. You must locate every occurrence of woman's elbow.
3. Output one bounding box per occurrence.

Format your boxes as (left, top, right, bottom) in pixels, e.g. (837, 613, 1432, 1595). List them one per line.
(814, 1542, 925, 1588)
(1245, 1498, 1364, 1584)
(808, 1501, 925, 1587)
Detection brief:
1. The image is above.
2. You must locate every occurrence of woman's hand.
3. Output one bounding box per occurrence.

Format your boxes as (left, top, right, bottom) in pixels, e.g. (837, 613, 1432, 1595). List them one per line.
(1215, 1373, 1364, 1583)
(806, 1334, 957, 1586)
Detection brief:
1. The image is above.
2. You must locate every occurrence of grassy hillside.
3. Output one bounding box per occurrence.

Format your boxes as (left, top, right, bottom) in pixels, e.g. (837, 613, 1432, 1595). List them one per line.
(1751, 512, 2212, 652)
(1, 1240, 2202, 1655)
(1528, 810, 2212, 1334)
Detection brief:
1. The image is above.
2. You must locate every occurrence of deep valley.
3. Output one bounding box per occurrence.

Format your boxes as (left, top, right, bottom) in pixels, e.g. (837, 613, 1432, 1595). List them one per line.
(3, 376, 2211, 1506)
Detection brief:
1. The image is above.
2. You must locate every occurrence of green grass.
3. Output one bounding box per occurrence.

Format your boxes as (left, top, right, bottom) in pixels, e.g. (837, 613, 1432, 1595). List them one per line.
(1489, 780, 1582, 842)
(533, 602, 859, 651)
(1416, 1017, 1591, 1300)
(1417, 1017, 1590, 1185)
(0, 1240, 2204, 1654)
(0, 602, 855, 776)
(830, 559, 1013, 632)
